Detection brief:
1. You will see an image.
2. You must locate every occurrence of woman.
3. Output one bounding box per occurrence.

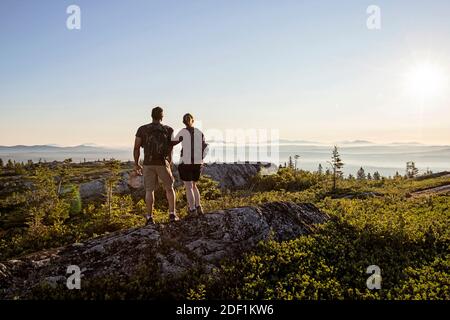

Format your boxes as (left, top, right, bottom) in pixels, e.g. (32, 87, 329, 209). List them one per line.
(175, 113, 208, 216)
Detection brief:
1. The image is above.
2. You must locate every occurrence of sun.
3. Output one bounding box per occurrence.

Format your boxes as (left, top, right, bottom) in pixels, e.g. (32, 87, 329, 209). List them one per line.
(404, 62, 448, 99)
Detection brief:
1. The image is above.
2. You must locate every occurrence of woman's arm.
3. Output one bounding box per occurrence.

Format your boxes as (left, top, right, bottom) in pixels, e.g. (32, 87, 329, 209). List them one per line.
(202, 133, 209, 159)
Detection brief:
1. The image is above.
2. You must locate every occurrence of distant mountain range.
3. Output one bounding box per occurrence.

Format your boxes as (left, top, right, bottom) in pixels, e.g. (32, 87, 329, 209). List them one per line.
(0, 141, 444, 152)
(0, 144, 131, 163)
(338, 140, 374, 145)
(0, 144, 127, 152)
(278, 139, 321, 144)
(0, 144, 106, 152)
(0, 143, 448, 176)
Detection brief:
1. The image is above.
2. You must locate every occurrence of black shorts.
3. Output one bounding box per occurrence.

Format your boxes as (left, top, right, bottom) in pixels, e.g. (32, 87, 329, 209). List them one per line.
(178, 163, 202, 182)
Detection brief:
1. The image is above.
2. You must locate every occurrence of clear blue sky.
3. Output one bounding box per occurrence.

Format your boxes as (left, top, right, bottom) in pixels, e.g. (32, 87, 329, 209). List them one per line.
(1, 0, 449, 146)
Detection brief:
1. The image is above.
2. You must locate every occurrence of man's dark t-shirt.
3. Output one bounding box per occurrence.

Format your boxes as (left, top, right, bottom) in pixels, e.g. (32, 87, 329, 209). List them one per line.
(136, 123, 174, 165)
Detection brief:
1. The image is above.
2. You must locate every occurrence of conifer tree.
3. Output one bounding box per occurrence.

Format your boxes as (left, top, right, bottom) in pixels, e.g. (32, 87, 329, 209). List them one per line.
(373, 171, 381, 180)
(105, 159, 122, 218)
(406, 161, 419, 178)
(330, 146, 344, 191)
(357, 167, 366, 180)
(288, 156, 294, 169)
(6, 159, 14, 170)
(317, 163, 323, 175)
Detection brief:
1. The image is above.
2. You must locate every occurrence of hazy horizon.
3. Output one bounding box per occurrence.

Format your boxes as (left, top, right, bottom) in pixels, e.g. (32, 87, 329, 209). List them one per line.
(1, 139, 450, 149)
(1, 142, 449, 176)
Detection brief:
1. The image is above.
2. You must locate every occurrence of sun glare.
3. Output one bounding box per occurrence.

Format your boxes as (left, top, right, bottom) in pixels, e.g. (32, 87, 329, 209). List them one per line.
(405, 62, 448, 99)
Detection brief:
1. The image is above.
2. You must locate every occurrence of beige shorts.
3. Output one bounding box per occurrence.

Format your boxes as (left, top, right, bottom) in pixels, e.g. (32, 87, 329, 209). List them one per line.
(143, 162, 174, 192)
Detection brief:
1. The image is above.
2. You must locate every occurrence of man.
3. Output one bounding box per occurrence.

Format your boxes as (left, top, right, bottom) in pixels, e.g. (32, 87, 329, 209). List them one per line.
(134, 106, 178, 225)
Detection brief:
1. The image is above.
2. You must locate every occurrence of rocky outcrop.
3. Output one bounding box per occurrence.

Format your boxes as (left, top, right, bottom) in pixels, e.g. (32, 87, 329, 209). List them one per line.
(0, 201, 328, 299)
(332, 191, 383, 199)
(79, 162, 277, 201)
(411, 183, 450, 196)
(414, 171, 450, 181)
(201, 163, 276, 189)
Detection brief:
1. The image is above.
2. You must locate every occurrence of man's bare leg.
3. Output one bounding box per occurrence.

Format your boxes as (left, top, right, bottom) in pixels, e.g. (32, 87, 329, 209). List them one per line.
(145, 190, 154, 222)
(165, 186, 177, 217)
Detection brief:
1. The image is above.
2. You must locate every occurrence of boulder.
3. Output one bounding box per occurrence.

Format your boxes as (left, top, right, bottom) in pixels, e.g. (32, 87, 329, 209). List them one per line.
(79, 162, 277, 201)
(0, 201, 328, 299)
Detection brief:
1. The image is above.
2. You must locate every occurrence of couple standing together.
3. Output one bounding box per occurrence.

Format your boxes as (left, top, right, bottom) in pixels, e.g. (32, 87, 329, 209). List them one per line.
(133, 106, 208, 225)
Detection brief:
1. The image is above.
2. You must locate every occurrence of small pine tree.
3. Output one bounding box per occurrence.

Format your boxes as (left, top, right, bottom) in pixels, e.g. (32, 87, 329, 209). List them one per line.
(406, 161, 419, 178)
(317, 163, 323, 175)
(26, 167, 71, 236)
(27, 159, 34, 167)
(288, 156, 294, 169)
(357, 167, 366, 180)
(294, 155, 300, 170)
(57, 159, 74, 195)
(330, 146, 344, 191)
(0, 158, 3, 167)
(105, 159, 122, 218)
(373, 171, 381, 180)
(367, 173, 372, 180)
(6, 159, 14, 170)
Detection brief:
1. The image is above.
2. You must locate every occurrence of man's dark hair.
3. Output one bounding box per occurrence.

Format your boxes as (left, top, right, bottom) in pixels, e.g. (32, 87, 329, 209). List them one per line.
(151, 107, 164, 121)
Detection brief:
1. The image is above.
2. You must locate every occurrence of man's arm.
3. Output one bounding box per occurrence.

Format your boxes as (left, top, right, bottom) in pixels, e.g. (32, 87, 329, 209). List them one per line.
(134, 136, 143, 175)
(165, 127, 180, 164)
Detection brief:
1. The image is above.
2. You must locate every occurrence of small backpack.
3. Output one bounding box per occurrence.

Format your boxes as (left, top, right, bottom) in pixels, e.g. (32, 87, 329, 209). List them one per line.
(143, 124, 171, 163)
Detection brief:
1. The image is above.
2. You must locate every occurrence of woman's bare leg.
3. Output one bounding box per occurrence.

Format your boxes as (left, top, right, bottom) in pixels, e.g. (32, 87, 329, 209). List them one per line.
(193, 181, 201, 207)
(184, 181, 195, 210)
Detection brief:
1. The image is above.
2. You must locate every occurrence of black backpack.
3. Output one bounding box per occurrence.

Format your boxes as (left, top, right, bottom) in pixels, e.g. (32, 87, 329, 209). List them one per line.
(143, 124, 171, 163)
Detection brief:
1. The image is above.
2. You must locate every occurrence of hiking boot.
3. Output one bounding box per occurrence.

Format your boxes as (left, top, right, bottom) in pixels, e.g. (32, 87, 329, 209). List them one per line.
(169, 213, 180, 222)
(196, 205, 204, 215)
(187, 207, 198, 217)
(145, 215, 154, 226)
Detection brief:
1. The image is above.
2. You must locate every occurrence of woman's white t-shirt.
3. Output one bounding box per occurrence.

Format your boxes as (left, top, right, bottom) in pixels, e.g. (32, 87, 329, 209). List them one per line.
(174, 127, 208, 164)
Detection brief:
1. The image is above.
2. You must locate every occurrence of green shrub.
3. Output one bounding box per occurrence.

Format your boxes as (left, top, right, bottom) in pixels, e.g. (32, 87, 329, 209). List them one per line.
(251, 168, 322, 192)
